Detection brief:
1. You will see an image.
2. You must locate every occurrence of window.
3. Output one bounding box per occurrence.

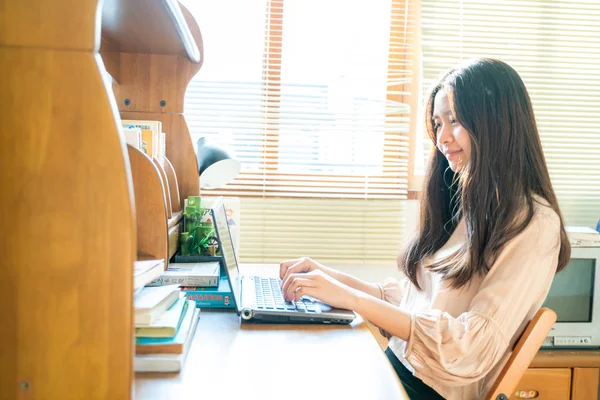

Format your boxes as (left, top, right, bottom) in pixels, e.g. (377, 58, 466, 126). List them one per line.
(420, 0, 600, 227)
(181, 0, 418, 264)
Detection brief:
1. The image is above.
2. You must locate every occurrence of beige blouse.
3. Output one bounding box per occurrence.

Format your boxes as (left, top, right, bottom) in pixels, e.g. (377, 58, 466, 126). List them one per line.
(381, 199, 561, 400)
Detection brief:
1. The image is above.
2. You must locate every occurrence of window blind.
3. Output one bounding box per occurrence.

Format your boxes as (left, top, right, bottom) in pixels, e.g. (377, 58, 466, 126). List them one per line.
(181, 0, 418, 263)
(420, 0, 600, 227)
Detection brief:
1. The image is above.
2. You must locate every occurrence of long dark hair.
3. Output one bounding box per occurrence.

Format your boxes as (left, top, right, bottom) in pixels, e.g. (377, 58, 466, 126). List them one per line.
(400, 58, 570, 290)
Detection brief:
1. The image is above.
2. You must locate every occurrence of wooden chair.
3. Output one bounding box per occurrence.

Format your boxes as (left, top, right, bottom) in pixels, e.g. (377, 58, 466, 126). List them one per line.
(485, 307, 557, 400)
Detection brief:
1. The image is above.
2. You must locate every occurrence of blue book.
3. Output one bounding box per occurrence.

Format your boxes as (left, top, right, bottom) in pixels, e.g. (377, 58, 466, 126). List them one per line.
(135, 300, 196, 354)
(182, 276, 234, 309)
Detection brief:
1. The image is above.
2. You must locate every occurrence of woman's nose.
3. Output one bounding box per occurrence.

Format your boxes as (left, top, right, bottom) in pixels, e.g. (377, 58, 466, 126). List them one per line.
(437, 125, 452, 148)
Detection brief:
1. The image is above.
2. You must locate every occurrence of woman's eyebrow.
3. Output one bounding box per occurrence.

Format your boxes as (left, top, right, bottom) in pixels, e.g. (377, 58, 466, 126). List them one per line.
(432, 108, 451, 119)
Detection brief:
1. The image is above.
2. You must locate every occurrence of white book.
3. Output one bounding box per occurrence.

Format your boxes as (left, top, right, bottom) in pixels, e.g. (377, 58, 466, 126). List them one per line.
(123, 127, 142, 150)
(134, 306, 200, 372)
(135, 295, 187, 337)
(134, 285, 181, 325)
(147, 262, 220, 287)
(121, 120, 162, 158)
(160, 132, 166, 164)
(133, 259, 164, 291)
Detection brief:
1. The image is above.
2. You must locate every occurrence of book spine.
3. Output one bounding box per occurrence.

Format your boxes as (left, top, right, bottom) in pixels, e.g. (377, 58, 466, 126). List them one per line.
(184, 291, 234, 308)
(147, 276, 218, 287)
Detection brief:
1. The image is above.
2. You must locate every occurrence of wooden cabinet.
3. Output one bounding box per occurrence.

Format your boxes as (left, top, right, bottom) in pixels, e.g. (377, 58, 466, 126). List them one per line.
(511, 369, 571, 400)
(511, 367, 600, 400)
(571, 368, 599, 400)
(513, 351, 600, 400)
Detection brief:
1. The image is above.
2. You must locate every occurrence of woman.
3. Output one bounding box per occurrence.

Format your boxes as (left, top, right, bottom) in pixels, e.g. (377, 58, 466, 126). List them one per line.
(279, 58, 570, 400)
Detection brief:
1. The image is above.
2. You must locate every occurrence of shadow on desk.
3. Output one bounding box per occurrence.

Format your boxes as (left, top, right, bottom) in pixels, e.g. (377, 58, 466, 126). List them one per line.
(135, 309, 409, 400)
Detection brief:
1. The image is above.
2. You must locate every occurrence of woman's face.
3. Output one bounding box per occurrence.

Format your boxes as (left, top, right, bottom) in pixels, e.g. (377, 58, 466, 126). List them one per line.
(432, 89, 472, 172)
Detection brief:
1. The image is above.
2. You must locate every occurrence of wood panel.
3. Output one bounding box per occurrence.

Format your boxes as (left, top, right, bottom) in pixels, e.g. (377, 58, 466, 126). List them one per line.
(100, 0, 200, 62)
(510, 369, 571, 400)
(571, 368, 599, 400)
(113, 53, 201, 114)
(0, 0, 98, 51)
(100, 37, 121, 83)
(164, 157, 182, 211)
(0, 47, 135, 400)
(531, 350, 600, 368)
(168, 223, 182, 260)
(128, 146, 169, 263)
(152, 157, 173, 218)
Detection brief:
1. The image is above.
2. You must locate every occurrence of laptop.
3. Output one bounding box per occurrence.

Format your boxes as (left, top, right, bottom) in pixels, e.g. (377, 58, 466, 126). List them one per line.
(211, 198, 356, 324)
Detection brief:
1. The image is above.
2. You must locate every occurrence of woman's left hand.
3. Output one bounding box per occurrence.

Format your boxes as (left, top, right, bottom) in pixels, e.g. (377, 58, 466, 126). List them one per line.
(281, 269, 359, 310)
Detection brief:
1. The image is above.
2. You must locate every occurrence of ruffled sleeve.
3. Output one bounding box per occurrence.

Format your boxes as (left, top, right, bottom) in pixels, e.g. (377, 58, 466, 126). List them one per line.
(377, 276, 409, 306)
(403, 206, 561, 387)
(376, 276, 410, 338)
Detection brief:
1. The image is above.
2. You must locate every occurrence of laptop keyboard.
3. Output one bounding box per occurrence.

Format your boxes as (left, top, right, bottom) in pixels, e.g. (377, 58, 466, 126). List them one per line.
(252, 276, 318, 313)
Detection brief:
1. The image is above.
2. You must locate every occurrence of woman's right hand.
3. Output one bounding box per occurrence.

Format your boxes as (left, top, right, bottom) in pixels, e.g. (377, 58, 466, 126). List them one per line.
(279, 257, 336, 283)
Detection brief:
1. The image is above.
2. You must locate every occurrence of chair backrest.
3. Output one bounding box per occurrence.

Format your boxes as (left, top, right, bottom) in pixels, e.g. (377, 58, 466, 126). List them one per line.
(485, 307, 557, 400)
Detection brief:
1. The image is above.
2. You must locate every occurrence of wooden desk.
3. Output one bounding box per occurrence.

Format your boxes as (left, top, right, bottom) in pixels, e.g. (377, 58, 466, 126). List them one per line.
(135, 264, 408, 399)
(135, 311, 408, 399)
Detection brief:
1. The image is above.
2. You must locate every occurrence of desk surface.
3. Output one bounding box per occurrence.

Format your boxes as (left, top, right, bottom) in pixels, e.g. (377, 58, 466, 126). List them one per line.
(135, 265, 408, 400)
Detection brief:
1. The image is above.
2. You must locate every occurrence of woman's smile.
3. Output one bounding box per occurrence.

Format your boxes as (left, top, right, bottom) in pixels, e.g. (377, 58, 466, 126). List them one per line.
(444, 149, 463, 159)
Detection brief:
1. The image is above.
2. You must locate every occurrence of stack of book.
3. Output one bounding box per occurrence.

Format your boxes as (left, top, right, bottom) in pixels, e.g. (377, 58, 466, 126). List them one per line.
(148, 261, 233, 309)
(133, 284, 200, 372)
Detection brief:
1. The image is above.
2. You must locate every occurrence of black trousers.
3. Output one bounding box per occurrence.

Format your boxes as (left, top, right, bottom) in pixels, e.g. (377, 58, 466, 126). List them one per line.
(385, 347, 446, 400)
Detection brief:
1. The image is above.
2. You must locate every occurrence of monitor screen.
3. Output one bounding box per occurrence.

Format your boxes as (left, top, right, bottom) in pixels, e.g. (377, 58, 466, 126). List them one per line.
(542, 258, 595, 322)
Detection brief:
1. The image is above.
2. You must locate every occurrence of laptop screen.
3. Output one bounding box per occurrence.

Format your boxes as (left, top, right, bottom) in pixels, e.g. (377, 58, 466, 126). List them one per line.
(211, 198, 242, 313)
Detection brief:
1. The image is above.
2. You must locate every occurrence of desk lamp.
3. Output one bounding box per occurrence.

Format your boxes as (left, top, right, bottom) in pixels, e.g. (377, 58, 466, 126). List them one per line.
(196, 137, 241, 189)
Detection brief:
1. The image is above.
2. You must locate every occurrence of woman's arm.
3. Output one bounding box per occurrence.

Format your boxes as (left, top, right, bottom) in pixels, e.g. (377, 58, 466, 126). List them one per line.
(282, 205, 561, 386)
(280, 257, 383, 299)
(281, 267, 413, 340)
(352, 292, 413, 340)
(329, 269, 384, 299)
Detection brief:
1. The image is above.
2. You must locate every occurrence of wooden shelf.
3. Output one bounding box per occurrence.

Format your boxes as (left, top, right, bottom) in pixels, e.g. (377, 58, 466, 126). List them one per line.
(101, 0, 201, 62)
(128, 145, 169, 264)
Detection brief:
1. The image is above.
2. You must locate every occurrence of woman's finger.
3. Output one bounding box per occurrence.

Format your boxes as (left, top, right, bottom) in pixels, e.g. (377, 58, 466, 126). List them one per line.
(282, 258, 312, 284)
(282, 267, 322, 295)
(284, 276, 316, 301)
(292, 285, 319, 302)
(282, 272, 310, 297)
(279, 258, 304, 279)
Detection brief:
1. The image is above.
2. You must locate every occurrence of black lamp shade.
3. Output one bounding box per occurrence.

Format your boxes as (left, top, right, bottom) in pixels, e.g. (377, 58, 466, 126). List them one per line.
(197, 137, 241, 189)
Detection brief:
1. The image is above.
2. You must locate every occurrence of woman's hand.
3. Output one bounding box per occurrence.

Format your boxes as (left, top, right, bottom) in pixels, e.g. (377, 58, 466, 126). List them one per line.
(281, 269, 359, 310)
(279, 257, 336, 282)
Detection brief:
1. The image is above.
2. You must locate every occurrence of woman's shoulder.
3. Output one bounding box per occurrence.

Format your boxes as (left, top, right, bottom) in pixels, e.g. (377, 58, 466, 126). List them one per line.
(530, 194, 560, 229)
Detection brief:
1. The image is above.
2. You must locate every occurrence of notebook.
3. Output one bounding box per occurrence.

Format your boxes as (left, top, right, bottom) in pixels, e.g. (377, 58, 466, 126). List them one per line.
(211, 197, 355, 324)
